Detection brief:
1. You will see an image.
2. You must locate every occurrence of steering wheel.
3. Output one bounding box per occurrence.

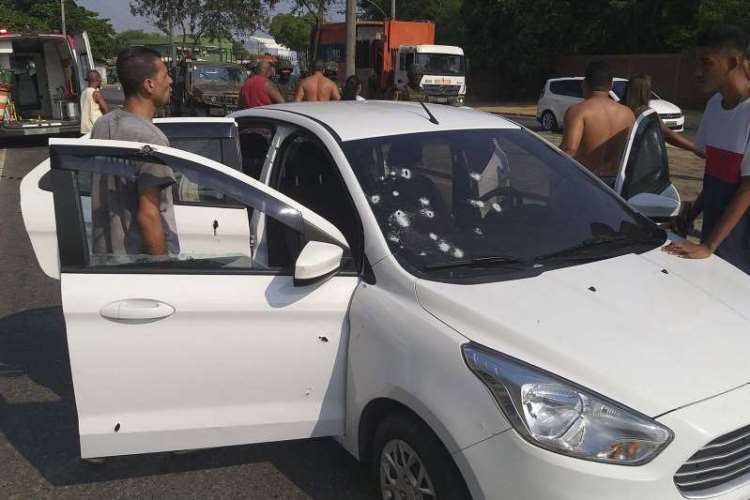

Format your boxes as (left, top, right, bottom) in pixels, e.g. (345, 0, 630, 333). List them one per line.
(478, 185, 521, 204)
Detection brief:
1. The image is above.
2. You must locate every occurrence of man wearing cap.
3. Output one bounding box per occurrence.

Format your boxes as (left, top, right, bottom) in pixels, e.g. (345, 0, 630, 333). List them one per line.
(80, 70, 109, 134)
(276, 59, 299, 102)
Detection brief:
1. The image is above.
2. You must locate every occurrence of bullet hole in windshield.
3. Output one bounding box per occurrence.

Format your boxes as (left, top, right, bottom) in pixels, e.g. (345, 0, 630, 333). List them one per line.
(491, 202, 502, 212)
(474, 227, 484, 236)
(388, 234, 401, 243)
(419, 197, 430, 207)
(429, 232, 439, 241)
(468, 199, 485, 208)
(453, 248, 465, 259)
(438, 241, 451, 253)
(420, 208, 435, 219)
(370, 194, 381, 204)
(401, 168, 412, 179)
(392, 190, 400, 197)
(392, 210, 410, 228)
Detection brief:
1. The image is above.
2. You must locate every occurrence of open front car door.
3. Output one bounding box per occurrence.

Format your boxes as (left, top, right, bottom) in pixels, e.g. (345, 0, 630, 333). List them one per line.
(614, 108, 681, 221)
(48, 138, 357, 459)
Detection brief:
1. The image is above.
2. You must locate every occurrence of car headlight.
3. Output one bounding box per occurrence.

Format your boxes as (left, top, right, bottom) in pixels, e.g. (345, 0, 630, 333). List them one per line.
(462, 343, 672, 465)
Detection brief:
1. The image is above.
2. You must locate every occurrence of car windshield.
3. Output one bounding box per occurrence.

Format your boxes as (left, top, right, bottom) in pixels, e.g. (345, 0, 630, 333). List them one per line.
(192, 65, 244, 83)
(342, 129, 665, 283)
(416, 53, 465, 76)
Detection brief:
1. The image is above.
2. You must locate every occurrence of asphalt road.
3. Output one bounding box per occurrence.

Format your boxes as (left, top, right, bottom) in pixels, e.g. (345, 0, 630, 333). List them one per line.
(0, 138, 376, 499)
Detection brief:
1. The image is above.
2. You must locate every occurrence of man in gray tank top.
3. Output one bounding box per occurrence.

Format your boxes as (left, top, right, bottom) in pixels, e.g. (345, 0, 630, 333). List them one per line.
(90, 46, 179, 258)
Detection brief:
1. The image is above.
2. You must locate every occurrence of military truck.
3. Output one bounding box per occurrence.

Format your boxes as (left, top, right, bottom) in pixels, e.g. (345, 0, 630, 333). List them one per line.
(171, 60, 247, 116)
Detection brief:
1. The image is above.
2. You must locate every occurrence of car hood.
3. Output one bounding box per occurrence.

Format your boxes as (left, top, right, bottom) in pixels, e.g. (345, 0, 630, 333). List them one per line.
(193, 81, 240, 94)
(649, 99, 682, 115)
(415, 249, 750, 417)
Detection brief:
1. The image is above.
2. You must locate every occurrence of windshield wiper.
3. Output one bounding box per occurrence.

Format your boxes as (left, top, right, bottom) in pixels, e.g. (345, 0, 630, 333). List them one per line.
(534, 234, 663, 263)
(423, 255, 529, 271)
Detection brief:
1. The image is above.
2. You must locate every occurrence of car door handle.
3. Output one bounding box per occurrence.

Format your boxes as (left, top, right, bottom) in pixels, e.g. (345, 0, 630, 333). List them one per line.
(100, 299, 175, 321)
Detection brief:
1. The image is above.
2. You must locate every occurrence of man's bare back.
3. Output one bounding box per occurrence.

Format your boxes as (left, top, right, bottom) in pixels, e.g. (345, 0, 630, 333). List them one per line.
(294, 72, 341, 102)
(561, 94, 635, 178)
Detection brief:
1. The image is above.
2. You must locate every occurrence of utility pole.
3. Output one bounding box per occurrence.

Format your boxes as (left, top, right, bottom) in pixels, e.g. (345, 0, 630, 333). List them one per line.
(167, 9, 176, 68)
(345, 0, 356, 78)
(391, 0, 396, 19)
(60, 0, 67, 38)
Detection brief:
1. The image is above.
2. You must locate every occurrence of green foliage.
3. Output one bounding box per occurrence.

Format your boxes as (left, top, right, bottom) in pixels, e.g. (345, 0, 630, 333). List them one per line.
(270, 13, 315, 53)
(129, 0, 277, 46)
(462, 0, 750, 97)
(0, 0, 115, 60)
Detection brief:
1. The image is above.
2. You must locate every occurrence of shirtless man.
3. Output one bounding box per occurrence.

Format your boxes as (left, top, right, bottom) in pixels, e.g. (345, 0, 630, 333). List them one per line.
(561, 60, 635, 182)
(294, 60, 341, 102)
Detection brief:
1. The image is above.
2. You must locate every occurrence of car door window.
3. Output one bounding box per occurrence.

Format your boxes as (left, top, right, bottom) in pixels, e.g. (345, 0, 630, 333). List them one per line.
(619, 112, 671, 199)
(51, 143, 310, 273)
(154, 120, 243, 206)
(272, 133, 362, 272)
(238, 122, 276, 180)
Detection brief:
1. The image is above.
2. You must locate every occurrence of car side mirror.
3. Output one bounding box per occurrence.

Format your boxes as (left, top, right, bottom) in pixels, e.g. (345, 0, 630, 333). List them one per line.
(294, 241, 343, 287)
(627, 192, 680, 219)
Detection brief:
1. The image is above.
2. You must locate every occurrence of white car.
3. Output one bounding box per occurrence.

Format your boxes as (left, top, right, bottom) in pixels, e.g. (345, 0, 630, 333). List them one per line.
(537, 76, 686, 132)
(21, 102, 750, 500)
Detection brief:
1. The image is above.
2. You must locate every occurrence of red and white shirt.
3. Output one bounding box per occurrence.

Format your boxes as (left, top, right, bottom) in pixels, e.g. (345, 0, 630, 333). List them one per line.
(695, 92, 750, 275)
(696, 92, 750, 184)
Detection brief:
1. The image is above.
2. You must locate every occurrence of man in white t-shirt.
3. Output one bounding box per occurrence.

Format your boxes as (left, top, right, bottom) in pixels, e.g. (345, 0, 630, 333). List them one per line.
(665, 25, 750, 275)
(79, 70, 109, 134)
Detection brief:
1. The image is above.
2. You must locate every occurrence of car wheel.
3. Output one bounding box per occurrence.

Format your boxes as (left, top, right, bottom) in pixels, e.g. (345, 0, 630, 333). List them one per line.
(372, 411, 471, 500)
(540, 110, 558, 131)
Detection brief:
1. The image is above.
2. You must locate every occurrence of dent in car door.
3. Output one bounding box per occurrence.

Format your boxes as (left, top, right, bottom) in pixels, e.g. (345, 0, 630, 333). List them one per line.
(49, 137, 356, 458)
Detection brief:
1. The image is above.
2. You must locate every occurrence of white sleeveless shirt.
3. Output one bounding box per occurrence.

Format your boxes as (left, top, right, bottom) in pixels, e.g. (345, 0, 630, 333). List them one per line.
(80, 87, 103, 134)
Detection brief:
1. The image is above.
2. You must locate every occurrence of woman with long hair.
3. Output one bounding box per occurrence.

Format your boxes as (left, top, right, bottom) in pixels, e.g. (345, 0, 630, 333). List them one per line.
(342, 75, 365, 101)
(623, 74, 704, 158)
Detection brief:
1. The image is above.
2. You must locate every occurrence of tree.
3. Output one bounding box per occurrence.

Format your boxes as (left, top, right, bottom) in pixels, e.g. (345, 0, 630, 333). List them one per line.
(0, 0, 116, 60)
(287, 0, 337, 63)
(130, 0, 277, 51)
(270, 13, 315, 55)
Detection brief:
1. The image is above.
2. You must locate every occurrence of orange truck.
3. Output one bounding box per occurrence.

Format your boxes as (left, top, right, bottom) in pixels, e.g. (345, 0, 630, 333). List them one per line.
(315, 20, 467, 105)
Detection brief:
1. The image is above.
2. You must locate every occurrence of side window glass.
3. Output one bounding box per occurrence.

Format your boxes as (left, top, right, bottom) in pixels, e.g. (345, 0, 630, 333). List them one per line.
(57, 151, 305, 273)
(239, 123, 276, 179)
(274, 135, 360, 271)
(622, 115, 670, 199)
(405, 52, 415, 69)
(549, 81, 564, 96)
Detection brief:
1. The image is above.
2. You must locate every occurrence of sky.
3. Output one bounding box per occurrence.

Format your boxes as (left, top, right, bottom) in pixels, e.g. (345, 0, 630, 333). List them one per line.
(74, 1, 343, 35)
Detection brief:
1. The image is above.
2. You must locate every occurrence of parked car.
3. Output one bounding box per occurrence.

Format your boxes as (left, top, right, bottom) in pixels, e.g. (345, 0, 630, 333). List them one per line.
(22, 102, 750, 500)
(537, 76, 685, 132)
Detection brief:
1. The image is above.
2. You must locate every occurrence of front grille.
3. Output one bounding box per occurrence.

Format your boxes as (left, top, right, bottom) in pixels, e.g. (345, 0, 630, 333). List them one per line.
(660, 113, 682, 120)
(422, 84, 461, 96)
(674, 424, 750, 497)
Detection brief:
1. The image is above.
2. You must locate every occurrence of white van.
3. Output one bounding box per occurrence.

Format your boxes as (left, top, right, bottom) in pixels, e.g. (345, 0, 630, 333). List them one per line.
(537, 76, 685, 132)
(0, 30, 94, 137)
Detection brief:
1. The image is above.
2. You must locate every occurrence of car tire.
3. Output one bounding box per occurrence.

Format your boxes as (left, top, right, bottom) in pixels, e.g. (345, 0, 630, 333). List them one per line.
(540, 110, 558, 131)
(372, 411, 471, 500)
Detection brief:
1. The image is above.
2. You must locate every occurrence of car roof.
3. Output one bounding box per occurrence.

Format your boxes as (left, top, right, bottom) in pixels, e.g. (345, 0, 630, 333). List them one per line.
(233, 101, 519, 142)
